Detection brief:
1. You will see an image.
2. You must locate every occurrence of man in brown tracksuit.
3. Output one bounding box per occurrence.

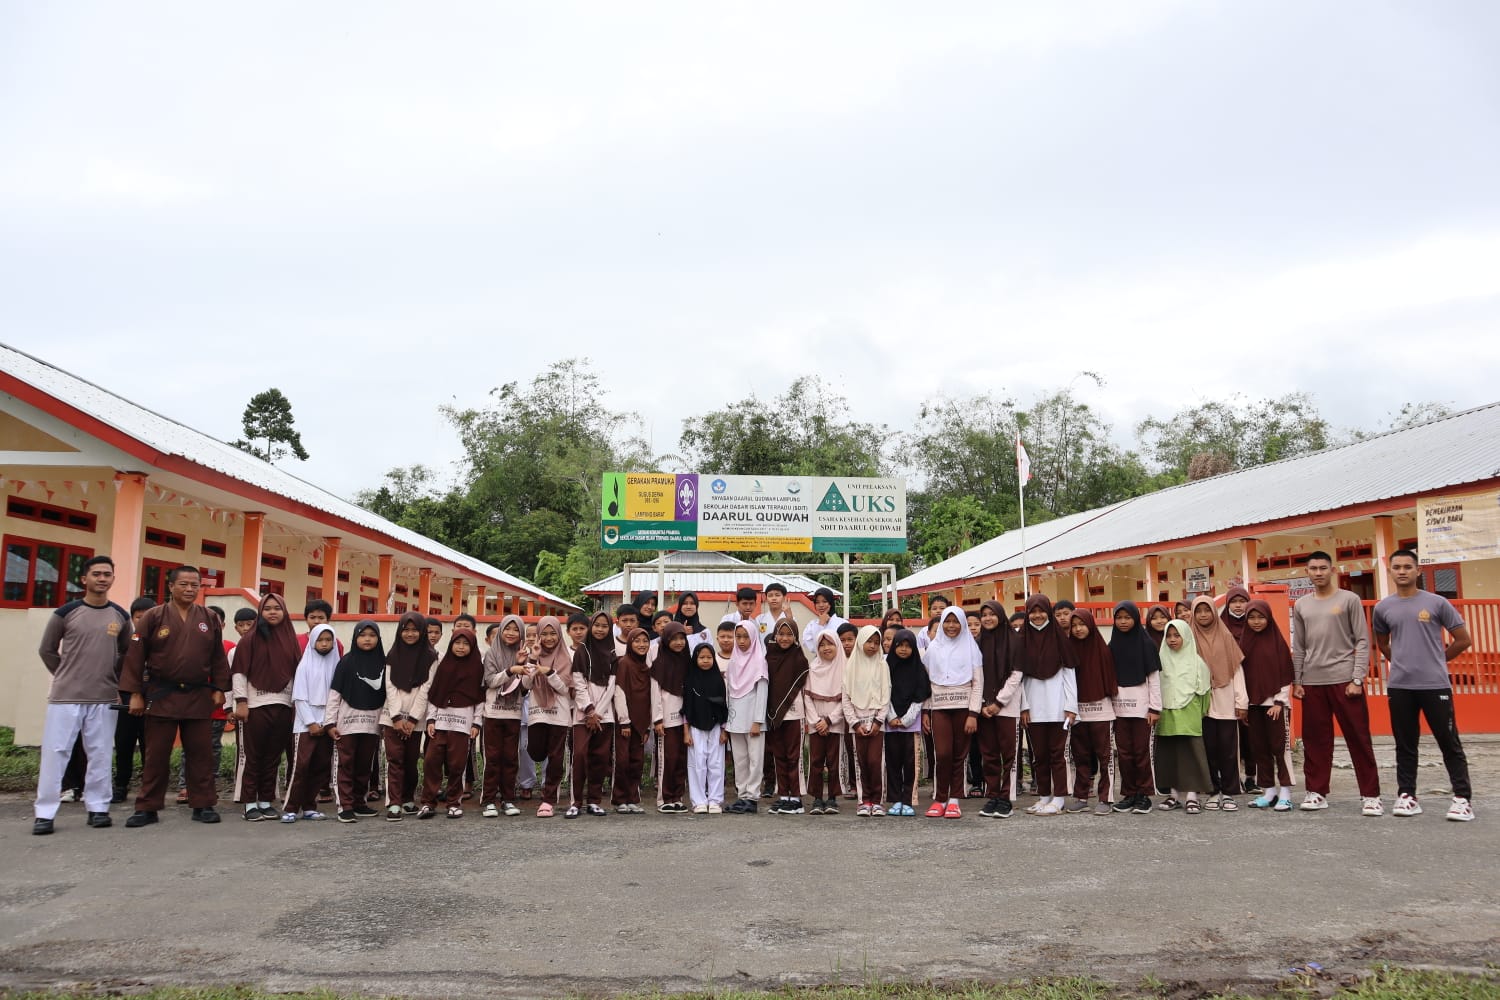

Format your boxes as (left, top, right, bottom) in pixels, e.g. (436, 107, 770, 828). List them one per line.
(119, 566, 232, 827)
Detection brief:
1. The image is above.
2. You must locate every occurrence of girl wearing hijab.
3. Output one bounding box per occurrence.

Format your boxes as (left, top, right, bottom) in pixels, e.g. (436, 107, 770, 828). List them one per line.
(232, 593, 301, 822)
(1063, 613, 1119, 815)
(672, 592, 709, 649)
(764, 617, 809, 815)
(975, 601, 1024, 819)
(683, 642, 730, 813)
(724, 621, 769, 813)
(1189, 596, 1249, 810)
(1013, 595, 1078, 817)
(281, 623, 340, 823)
(325, 620, 386, 822)
(612, 628, 653, 814)
(381, 611, 437, 820)
(803, 629, 849, 815)
(1155, 619, 1213, 814)
(570, 611, 618, 818)
(522, 616, 573, 817)
(1219, 584, 1257, 794)
(842, 625, 890, 816)
(883, 629, 930, 816)
(923, 607, 983, 818)
(480, 614, 527, 818)
(650, 622, 693, 812)
(1239, 600, 1296, 811)
(1108, 602, 1162, 814)
(1144, 606, 1171, 648)
(419, 631, 483, 819)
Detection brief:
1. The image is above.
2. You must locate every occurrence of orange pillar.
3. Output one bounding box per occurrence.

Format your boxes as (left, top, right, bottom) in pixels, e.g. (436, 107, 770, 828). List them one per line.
(108, 472, 148, 604)
(474, 585, 486, 616)
(322, 537, 341, 609)
(450, 578, 464, 616)
(1239, 538, 1259, 588)
(953, 585, 965, 610)
(1372, 515, 1396, 599)
(527, 600, 536, 617)
(1144, 555, 1160, 603)
(238, 511, 265, 592)
(377, 555, 393, 613)
(1072, 568, 1087, 603)
(920, 594, 930, 620)
(418, 569, 433, 615)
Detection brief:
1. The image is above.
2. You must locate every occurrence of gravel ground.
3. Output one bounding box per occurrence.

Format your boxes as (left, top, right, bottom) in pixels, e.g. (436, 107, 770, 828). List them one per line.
(1, 736, 1496, 998)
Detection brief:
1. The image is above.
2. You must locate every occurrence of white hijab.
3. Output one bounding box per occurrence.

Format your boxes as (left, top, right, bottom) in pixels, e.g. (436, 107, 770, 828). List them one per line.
(923, 607, 982, 687)
(292, 623, 340, 707)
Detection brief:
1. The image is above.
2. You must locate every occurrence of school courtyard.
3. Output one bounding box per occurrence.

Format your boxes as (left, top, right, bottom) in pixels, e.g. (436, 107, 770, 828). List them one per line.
(1, 736, 1495, 998)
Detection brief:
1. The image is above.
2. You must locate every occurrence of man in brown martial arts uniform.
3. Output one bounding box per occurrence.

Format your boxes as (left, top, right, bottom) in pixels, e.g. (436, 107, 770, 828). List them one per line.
(119, 565, 232, 827)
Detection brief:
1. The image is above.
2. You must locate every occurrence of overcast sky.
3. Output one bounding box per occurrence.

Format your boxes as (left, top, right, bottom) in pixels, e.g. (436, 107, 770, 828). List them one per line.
(4, 3, 1498, 499)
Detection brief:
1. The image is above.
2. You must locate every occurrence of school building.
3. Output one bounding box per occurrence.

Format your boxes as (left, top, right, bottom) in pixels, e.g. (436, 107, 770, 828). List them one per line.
(892, 402, 1500, 733)
(1, 342, 576, 745)
(581, 549, 841, 622)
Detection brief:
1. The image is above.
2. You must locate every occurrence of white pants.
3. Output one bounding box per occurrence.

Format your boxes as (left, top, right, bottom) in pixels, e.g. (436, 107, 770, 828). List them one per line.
(35, 703, 118, 818)
(728, 730, 764, 801)
(687, 725, 725, 807)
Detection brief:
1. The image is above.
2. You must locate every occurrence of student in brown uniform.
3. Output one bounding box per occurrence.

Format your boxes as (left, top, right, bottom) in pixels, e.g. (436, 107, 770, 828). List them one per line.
(231, 593, 300, 822)
(419, 631, 483, 819)
(522, 615, 574, 817)
(975, 600, 1023, 819)
(118, 566, 231, 827)
(480, 614, 528, 818)
(569, 611, 618, 818)
(764, 617, 809, 815)
(325, 620, 386, 822)
(383, 611, 436, 819)
(1064, 613, 1119, 815)
(612, 628, 653, 813)
(650, 621, 692, 812)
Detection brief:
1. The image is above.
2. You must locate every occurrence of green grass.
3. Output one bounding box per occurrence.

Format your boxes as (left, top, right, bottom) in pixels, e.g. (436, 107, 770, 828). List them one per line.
(0, 726, 41, 792)
(3, 967, 1497, 1000)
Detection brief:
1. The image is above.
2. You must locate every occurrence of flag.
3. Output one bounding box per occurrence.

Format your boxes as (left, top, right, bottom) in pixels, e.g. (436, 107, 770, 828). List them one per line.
(1016, 434, 1032, 488)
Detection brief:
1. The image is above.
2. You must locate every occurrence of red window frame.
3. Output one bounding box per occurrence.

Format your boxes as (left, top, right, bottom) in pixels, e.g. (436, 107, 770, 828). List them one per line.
(6, 497, 97, 533)
(1, 533, 94, 608)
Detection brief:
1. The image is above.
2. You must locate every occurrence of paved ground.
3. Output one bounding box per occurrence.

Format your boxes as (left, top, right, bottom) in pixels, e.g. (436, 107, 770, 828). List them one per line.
(1, 737, 1497, 998)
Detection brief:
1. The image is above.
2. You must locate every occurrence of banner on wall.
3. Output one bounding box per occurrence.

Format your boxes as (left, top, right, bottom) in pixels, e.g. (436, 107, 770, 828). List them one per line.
(1184, 566, 1212, 594)
(1418, 490, 1500, 564)
(600, 473, 907, 553)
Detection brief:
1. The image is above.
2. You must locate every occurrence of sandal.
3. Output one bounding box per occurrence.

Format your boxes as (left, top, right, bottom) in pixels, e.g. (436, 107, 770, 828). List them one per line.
(564, 805, 580, 819)
(1221, 797, 1239, 812)
(536, 802, 554, 817)
(1157, 797, 1181, 811)
(1185, 799, 1202, 815)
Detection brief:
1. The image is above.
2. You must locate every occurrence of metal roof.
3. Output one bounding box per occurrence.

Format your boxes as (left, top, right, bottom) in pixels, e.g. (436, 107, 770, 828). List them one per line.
(0, 342, 576, 609)
(895, 401, 1500, 593)
(583, 550, 842, 597)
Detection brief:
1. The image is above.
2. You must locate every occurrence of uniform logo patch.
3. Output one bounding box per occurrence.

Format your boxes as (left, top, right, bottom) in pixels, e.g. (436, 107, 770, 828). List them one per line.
(106, 622, 121, 636)
(198, 621, 209, 632)
(1418, 610, 1432, 622)
(157, 627, 171, 638)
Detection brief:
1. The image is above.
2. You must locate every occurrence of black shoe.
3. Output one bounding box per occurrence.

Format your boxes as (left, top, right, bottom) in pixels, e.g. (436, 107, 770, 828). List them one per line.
(979, 798, 1001, 817)
(124, 811, 158, 828)
(337, 810, 358, 823)
(1133, 796, 1153, 814)
(819, 800, 835, 815)
(258, 805, 280, 820)
(781, 797, 804, 815)
(88, 811, 112, 828)
(243, 806, 264, 822)
(726, 799, 749, 814)
(1113, 795, 1138, 813)
(32, 817, 54, 835)
(110, 789, 128, 804)
(353, 806, 379, 818)
(191, 808, 221, 824)
(995, 798, 1013, 818)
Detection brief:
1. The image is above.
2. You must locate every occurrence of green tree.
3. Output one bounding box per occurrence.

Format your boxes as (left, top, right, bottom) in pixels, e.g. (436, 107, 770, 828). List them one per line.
(232, 388, 310, 462)
(1135, 392, 1329, 479)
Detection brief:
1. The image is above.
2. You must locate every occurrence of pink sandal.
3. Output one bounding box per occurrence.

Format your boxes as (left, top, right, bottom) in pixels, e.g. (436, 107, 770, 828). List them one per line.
(536, 802, 554, 818)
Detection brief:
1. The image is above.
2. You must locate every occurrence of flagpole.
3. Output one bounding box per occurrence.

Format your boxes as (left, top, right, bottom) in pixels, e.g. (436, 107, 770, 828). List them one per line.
(1019, 474, 1029, 600)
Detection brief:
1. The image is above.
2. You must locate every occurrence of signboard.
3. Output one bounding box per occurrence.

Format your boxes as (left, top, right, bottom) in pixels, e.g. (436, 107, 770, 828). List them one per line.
(1184, 566, 1212, 594)
(600, 473, 907, 553)
(1418, 490, 1500, 564)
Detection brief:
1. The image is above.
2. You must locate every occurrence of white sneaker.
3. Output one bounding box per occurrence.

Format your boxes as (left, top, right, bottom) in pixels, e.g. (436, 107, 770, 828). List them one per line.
(707, 802, 723, 814)
(1446, 797, 1475, 822)
(1361, 797, 1383, 817)
(1299, 792, 1328, 811)
(691, 803, 708, 815)
(1392, 793, 1422, 817)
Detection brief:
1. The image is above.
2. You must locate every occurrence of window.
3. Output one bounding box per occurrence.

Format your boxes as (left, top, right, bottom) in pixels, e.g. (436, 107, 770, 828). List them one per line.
(201, 539, 227, 558)
(395, 584, 408, 595)
(6, 497, 97, 533)
(306, 586, 322, 604)
(261, 554, 286, 570)
(198, 566, 222, 587)
(259, 578, 284, 597)
(2, 534, 93, 608)
(140, 559, 183, 604)
(394, 601, 408, 613)
(144, 528, 186, 550)
(337, 570, 349, 583)
(360, 576, 379, 590)
(359, 596, 378, 615)
(307, 563, 323, 576)
(1417, 564, 1462, 599)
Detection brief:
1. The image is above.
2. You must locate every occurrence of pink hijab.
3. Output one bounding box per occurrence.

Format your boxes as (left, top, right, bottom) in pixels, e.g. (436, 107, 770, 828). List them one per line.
(726, 621, 769, 700)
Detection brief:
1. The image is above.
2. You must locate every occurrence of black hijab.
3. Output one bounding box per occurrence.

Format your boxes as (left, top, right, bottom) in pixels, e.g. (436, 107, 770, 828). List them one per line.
(683, 646, 729, 730)
(1108, 601, 1161, 687)
(386, 610, 437, 691)
(573, 610, 617, 686)
(329, 620, 387, 712)
(672, 591, 704, 634)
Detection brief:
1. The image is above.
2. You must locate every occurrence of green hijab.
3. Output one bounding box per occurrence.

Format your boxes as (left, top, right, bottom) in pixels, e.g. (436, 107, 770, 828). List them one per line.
(1158, 619, 1210, 711)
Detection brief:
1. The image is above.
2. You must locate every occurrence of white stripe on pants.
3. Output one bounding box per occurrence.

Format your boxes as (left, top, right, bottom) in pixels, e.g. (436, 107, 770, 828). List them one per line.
(687, 725, 725, 807)
(728, 730, 764, 801)
(35, 703, 118, 819)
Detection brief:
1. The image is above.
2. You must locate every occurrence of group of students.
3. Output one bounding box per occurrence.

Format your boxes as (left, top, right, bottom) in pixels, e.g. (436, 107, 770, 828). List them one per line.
(35, 549, 1477, 834)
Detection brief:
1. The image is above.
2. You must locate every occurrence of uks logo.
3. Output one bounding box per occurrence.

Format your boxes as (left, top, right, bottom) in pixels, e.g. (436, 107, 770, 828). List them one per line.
(817, 483, 897, 513)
